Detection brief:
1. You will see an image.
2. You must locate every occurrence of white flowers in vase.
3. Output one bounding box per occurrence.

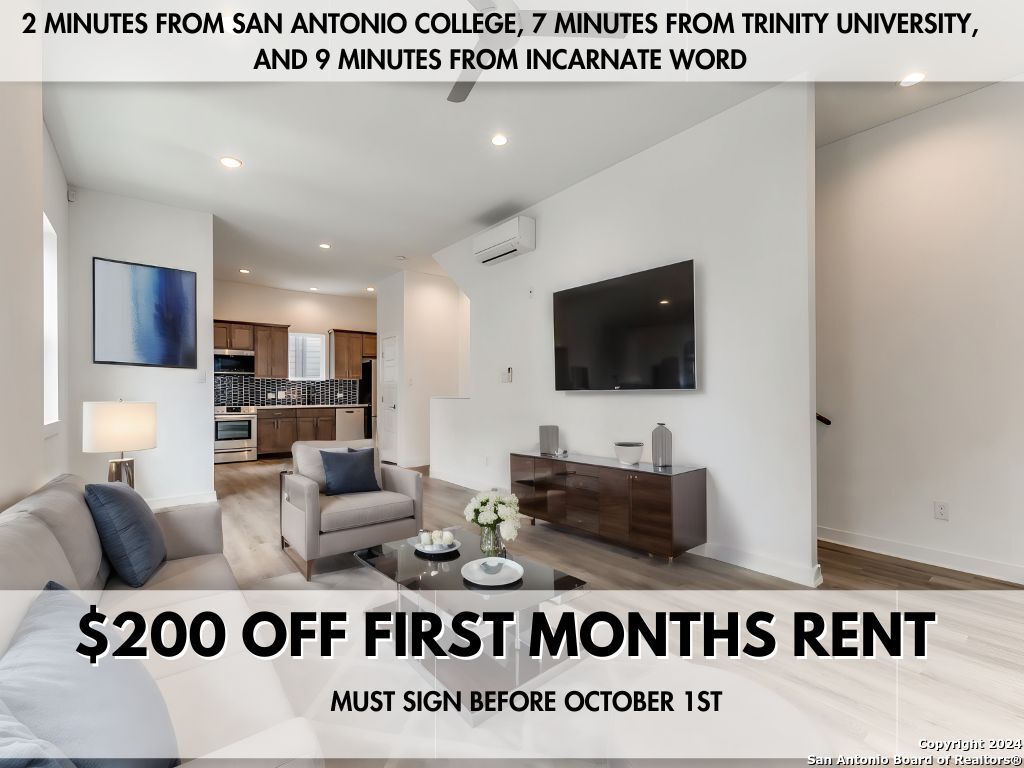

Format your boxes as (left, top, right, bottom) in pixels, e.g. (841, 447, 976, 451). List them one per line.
(464, 491, 522, 542)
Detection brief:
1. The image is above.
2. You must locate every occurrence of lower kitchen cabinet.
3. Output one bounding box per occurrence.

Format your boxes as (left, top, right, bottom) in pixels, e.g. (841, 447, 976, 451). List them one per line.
(260, 408, 339, 454)
(257, 412, 297, 455)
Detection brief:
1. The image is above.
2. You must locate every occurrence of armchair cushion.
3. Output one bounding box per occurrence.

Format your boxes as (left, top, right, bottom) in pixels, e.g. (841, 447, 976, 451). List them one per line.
(321, 449, 380, 496)
(320, 492, 414, 533)
(292, 440, 381, 491)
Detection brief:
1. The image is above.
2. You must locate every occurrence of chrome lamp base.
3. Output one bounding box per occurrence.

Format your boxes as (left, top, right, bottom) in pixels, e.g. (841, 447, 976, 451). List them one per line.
(107, 457, 136, 488)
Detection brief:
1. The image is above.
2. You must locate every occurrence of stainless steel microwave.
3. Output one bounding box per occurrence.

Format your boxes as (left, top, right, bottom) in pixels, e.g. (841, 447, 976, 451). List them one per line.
(213, 349, 255, 375)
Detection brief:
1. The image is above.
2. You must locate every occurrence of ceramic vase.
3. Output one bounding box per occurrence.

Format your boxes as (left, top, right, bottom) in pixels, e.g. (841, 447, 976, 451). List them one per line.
(652, 423, 673, 468)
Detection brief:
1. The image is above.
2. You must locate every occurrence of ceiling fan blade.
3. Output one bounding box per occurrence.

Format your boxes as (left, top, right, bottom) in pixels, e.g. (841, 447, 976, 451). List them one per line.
(445, 32, 506, 103)
(447, 73, 480, 103)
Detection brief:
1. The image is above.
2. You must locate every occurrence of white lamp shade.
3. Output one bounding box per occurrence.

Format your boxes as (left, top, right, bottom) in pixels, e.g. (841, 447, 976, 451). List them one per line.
(82, 401, 157, 454)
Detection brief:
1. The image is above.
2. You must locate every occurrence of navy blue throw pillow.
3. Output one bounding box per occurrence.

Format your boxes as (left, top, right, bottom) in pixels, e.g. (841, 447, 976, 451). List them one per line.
(84, 482, 166, 588)
(0, 583, 179, 767)
(321, 448, 381, 495)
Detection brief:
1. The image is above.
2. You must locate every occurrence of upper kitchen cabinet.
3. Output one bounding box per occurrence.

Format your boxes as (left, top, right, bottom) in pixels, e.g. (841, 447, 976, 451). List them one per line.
(329, 330, 375, 379)
(214, 321, 254, 351)
(361, 333, 377, 358)
(254, 324, 289, 379)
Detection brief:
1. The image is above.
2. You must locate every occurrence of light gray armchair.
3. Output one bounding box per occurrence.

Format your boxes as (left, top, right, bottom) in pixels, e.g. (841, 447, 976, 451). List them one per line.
(280, 439, 423, 580)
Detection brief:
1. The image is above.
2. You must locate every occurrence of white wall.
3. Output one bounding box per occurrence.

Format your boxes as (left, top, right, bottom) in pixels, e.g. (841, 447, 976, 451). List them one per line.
(42, 125, 71, 482)
(431, 84, 820, 586)
(0, 83, 49, 507)
(403, 272, 463, 467)
(376, 271, 463, 467)
(816, 83, 1024, 584)
(68, 189, 215, 508)
(214, 280, 376, 334)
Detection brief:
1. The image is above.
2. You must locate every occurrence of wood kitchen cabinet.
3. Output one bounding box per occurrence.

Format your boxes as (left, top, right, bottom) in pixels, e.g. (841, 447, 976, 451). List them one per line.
(265, 408, 335, 454)
(296, 408, 335, 442)
(214, 321, 254, 351)
(510, 451, 707, 558)
(254, 324, 289, 379)
(329, 330, 371, 379)
(361, 333, 377, 358)
(257, 409, 297, 455)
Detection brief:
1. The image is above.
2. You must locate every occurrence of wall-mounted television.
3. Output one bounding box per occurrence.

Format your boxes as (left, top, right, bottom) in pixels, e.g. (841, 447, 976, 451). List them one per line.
(553, 260, 696, 391)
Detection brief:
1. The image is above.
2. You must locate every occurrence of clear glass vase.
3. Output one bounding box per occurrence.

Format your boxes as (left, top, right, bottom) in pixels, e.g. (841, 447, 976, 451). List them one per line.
(479, 525, 504, 558)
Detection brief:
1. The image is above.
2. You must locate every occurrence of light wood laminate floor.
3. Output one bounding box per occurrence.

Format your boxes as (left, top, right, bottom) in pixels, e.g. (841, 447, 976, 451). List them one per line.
(215, 458, 1018, 590)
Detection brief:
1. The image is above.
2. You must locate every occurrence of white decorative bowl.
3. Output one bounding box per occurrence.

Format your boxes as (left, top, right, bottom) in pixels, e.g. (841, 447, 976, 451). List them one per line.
(614, 442, 644, 465)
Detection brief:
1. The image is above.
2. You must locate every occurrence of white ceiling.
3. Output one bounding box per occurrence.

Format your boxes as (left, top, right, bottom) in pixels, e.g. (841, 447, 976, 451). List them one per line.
(44, 81, 992, 297)
(44, 81, 771, 296)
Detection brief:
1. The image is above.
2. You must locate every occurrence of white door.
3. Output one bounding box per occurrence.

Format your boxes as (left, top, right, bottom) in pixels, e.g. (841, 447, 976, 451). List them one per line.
(379, 335, 398, 463)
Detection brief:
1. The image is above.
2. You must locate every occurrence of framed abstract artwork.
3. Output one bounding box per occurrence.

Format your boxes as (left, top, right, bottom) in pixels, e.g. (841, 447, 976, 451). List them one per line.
(93, 257, 198, 369)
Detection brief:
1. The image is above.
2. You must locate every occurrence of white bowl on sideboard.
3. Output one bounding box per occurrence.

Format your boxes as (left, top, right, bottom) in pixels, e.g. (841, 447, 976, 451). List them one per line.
(614, 442, 644, 465)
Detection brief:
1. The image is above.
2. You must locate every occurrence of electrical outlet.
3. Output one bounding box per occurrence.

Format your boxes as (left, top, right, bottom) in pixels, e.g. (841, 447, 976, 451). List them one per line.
(933, 501, 950, 522)
(267, 392, 277, 400)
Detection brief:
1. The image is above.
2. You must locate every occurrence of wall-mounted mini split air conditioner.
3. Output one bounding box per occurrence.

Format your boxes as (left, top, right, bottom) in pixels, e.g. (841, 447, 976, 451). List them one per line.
(473, 216, 536, 265)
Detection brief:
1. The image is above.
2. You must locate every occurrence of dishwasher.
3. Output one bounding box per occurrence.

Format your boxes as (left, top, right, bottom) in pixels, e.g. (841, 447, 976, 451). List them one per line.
(335, 407, 365, 440)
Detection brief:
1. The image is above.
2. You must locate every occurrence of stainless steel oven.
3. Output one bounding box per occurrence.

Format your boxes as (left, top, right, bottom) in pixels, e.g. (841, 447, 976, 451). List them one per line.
(214, 406, 257, 463)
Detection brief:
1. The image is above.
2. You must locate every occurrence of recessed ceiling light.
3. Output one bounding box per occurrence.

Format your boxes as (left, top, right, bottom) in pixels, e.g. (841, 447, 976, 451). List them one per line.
(238, 268, 251, 274)
(319, 243, 331, 250)
(309, 287, 318, 291)
(396, 256, 408, 261)
(366, 287, 375, 293)
(491, 133, 508, 147)
(659, 299, 670, 305)
(898, 72, 926, 87)
(219, 156, 243, 169)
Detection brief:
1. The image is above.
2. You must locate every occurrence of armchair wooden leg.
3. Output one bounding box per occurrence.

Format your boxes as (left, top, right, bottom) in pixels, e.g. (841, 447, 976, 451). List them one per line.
(304, 559, 313, 582)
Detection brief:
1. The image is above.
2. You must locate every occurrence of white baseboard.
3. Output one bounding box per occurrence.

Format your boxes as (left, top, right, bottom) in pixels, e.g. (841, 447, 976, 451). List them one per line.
(147, 491, 218, 510)
(692, 542, 823, 587)
(818, 526, 1024, 586)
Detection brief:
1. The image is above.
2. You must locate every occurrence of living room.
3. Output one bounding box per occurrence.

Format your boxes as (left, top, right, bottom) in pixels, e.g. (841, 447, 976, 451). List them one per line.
(3, 77, 1022, 598)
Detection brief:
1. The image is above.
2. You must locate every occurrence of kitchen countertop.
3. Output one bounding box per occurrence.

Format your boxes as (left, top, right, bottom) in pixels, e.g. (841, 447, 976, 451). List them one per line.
(256, 403, 370, 410)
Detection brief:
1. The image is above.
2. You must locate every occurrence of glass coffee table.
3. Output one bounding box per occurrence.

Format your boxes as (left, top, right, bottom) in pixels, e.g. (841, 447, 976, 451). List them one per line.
(357, 527, 587, 718)
(357, 526, 586, 599)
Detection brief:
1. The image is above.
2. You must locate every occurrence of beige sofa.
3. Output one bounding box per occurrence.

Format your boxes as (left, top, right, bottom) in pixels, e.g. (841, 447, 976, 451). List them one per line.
(0, 474, 320, 766)
(281, 439, 422, 580)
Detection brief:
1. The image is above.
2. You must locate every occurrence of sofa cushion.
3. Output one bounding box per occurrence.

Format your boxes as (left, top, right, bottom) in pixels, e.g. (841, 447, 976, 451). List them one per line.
(319, 491, 414, 533)
(4, 474, 108, 591)
(84, 482, 167, 588)
(293, 440, 381, 491)
(0, 585, 178, 767)
(321, 449, 380, 496)
(105, 554, 239, 593)
(0, 512, 80, 657)
(0, 697, 70, 766)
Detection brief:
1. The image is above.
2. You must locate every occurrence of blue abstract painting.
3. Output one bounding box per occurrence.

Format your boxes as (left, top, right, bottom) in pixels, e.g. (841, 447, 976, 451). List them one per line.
(93, 258, 197, 368)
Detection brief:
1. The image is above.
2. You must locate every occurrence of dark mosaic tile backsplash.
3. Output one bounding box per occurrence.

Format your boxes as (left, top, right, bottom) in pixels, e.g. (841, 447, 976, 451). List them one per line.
(215, 376, 359, 407)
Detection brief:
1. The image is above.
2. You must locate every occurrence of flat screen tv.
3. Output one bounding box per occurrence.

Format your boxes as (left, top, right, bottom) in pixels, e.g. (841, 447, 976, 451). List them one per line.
(553, 260, 696, 391)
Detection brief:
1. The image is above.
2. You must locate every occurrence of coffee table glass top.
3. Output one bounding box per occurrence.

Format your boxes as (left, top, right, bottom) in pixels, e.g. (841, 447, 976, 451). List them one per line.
(358, 527, 586, 596)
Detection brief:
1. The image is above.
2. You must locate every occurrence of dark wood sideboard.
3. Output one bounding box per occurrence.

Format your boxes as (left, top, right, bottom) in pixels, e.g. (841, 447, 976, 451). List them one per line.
(510, 451, 707, 559)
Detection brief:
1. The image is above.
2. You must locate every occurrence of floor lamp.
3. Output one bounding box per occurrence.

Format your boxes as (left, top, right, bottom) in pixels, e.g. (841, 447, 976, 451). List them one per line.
(82, 401, 157, 488)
